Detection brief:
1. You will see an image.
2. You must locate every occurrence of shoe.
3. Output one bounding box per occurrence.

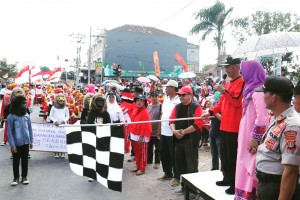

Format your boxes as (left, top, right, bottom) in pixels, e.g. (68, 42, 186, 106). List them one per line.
(0, 142, 6, 146)
(28, 154, 31, 159)
(54, 153, 59, 159)
(225, 186, 235, 195)
(174, 188, 184, 195)
(88, 178, 94, 182)
(21, 177, 29, 185)
(127, 156, 135, 162)
(189, 192, 199, 200)
(131, 168, 139, 172)
(153, 164, 160, 169)
(136, 170, 145, 176)
(157, 174, 172, 180)
(61, 153, 65, 158)
(216, 180, 230, 186)
(170, 178, 180, 187)
(11, 178, 19, 186)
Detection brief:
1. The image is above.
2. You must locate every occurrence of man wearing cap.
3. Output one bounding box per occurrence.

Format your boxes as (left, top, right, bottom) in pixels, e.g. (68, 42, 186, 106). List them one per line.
(147, 90, 162, 169)
(158, 80, 181, 187)
(169, 86, 204, 195)
(255, 76, 300, 200)
(202, 56, 245, 194)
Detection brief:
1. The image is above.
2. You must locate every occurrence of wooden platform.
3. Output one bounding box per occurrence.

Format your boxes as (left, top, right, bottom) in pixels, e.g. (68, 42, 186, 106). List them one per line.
(181, 170, 234, 200)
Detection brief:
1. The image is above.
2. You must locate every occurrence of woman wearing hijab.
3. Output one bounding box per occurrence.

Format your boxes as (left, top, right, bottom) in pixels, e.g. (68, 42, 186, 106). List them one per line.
(235, 61, 269, 199)
(106, 92, 125, 124)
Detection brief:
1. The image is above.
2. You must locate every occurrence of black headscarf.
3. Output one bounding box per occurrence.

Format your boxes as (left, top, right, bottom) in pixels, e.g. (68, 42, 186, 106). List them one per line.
(10, 96, 27, 116)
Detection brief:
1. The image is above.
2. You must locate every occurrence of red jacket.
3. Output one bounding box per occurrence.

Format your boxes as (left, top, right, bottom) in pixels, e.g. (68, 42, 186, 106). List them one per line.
(129, 106, 152, 138)
(211, 76, 244, 133)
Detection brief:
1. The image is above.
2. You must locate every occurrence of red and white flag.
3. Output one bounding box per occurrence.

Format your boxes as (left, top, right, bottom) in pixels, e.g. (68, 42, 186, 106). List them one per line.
(47, 67, 62, 81)
(15, 66, 30, 84)
(2, 73, 8, 78)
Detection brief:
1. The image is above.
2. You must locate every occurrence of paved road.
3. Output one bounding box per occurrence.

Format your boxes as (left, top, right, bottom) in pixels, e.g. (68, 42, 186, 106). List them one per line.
(0, 102, 191, 200)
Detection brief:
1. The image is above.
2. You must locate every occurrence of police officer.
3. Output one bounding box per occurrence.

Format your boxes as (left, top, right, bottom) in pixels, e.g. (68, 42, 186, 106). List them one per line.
(255, 76, 300, 200)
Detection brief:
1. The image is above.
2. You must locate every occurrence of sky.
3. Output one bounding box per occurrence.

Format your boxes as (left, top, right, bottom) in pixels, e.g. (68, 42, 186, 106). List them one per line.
(0, 0, 299, 71)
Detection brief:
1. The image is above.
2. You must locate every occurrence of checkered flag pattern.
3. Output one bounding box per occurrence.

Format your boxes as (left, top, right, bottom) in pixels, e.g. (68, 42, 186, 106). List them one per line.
(65, 122, 124, 192)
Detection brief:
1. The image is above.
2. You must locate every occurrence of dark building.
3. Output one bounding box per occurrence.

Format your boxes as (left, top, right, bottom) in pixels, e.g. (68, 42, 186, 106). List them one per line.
(105, 24, 187, 72)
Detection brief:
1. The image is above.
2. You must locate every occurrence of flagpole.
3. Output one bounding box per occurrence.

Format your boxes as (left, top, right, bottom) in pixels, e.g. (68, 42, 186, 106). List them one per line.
(58, 116, 209, 127)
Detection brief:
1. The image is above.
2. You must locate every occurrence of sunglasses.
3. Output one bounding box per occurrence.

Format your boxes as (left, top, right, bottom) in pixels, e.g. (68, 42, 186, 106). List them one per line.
(178, 93, 190, 97)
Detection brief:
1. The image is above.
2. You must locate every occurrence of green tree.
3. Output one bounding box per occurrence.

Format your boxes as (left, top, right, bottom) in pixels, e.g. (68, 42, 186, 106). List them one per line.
(0, 58, 18, 79)
(232, 11, 300, 44)
(39, 66, 50, 72)
(190, 1, 233, 64)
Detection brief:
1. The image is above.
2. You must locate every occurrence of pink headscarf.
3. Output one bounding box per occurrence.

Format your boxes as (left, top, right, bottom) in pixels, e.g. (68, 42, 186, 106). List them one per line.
(87, 84, 96, 94)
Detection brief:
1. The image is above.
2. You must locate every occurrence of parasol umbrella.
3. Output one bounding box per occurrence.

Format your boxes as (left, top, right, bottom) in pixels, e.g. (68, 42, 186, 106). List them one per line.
(137, 77, 151, 83)
(146, 75, 159, 82)
(232, 32, 300, 58)
(106, 82, 124, 89)
(178, 72, 196, 79)
(101, 80, 118, 86)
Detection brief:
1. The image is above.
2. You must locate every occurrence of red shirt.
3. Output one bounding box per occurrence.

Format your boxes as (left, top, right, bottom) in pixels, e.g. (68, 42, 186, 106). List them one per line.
(211, 76, 244, 133)
(129, 106, 152, 138)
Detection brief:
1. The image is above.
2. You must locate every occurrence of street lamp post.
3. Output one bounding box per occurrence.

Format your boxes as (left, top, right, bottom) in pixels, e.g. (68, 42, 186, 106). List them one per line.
(88, 27, 92, 84)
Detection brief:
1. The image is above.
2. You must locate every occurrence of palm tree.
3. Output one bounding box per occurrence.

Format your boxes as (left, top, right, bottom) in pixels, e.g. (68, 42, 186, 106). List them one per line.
(190, 1, 233, 65)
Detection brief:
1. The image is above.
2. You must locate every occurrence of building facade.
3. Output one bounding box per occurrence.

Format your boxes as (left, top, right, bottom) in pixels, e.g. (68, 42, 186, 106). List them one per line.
(87, 24, 199, 82)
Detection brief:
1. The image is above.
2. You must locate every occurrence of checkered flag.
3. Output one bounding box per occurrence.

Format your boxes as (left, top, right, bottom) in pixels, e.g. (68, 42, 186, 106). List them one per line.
(65, 122, 124, 192)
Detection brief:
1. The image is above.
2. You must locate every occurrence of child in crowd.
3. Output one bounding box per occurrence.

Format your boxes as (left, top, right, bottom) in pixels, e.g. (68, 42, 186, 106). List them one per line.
(7, 95, 33, 186)
(49, 93, 69, 158)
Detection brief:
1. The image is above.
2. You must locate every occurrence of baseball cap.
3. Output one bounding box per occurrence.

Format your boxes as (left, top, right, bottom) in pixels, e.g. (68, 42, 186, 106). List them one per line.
(135, 94, 147, 101)
(255, 76, 294, 94)
(150, 90, 159, 96)
(220, 56, 241, 66)
(176, 86, 193, 95)
(165, 80, 178, 88)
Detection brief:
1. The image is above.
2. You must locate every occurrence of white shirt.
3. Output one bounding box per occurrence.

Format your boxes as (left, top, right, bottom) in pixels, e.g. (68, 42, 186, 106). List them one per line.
(106, 96, 125, 123)
(161, 95, 180, 136)
(49, 107, 70, 124)
(0, 88, 7, 95)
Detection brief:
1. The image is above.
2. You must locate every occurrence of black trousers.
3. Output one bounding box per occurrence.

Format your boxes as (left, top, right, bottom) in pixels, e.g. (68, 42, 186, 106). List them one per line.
(12, 144, 29, 179)
(147, 136, 160, 164)
(160, 135, 178, 179)
(220, 131, 238, 187)
(257, 180, 300, 200)
(210, 136, 221, 170)
(175, 139, 199, 177)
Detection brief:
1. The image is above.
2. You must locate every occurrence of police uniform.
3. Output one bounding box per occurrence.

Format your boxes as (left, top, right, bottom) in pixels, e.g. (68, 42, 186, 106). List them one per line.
(255, 76, 300, 200)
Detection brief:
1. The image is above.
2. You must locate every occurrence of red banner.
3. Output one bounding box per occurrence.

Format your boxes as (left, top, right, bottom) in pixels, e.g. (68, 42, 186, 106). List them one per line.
(175, 53, 188, 72)
(153, 51, 160, 77)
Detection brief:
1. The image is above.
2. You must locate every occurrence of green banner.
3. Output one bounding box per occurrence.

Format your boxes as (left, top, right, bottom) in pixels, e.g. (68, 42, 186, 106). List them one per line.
(103, 62, 184, 78)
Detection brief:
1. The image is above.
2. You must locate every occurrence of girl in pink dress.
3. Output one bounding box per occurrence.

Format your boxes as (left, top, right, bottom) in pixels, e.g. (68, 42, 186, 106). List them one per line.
(235, 61, 269, 199)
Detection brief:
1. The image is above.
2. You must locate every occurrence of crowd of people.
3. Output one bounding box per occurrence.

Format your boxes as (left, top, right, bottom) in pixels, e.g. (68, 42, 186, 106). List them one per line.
(1, 55, 300, 200)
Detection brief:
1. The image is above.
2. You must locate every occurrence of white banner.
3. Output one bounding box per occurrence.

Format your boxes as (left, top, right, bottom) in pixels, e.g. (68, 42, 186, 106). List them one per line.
(31, 123, 67, 152)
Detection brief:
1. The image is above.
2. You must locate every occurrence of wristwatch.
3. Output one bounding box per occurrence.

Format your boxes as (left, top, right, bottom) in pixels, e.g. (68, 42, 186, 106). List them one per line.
(221, 89, 226, 94)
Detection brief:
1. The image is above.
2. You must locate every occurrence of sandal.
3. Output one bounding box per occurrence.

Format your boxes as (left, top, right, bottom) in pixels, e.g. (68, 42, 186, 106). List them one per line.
(136, 170, 145, 176)
(131, 168, 139, 172)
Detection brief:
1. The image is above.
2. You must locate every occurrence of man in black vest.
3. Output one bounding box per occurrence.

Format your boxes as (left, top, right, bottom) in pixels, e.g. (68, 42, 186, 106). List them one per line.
(169, 86, 204, 195)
